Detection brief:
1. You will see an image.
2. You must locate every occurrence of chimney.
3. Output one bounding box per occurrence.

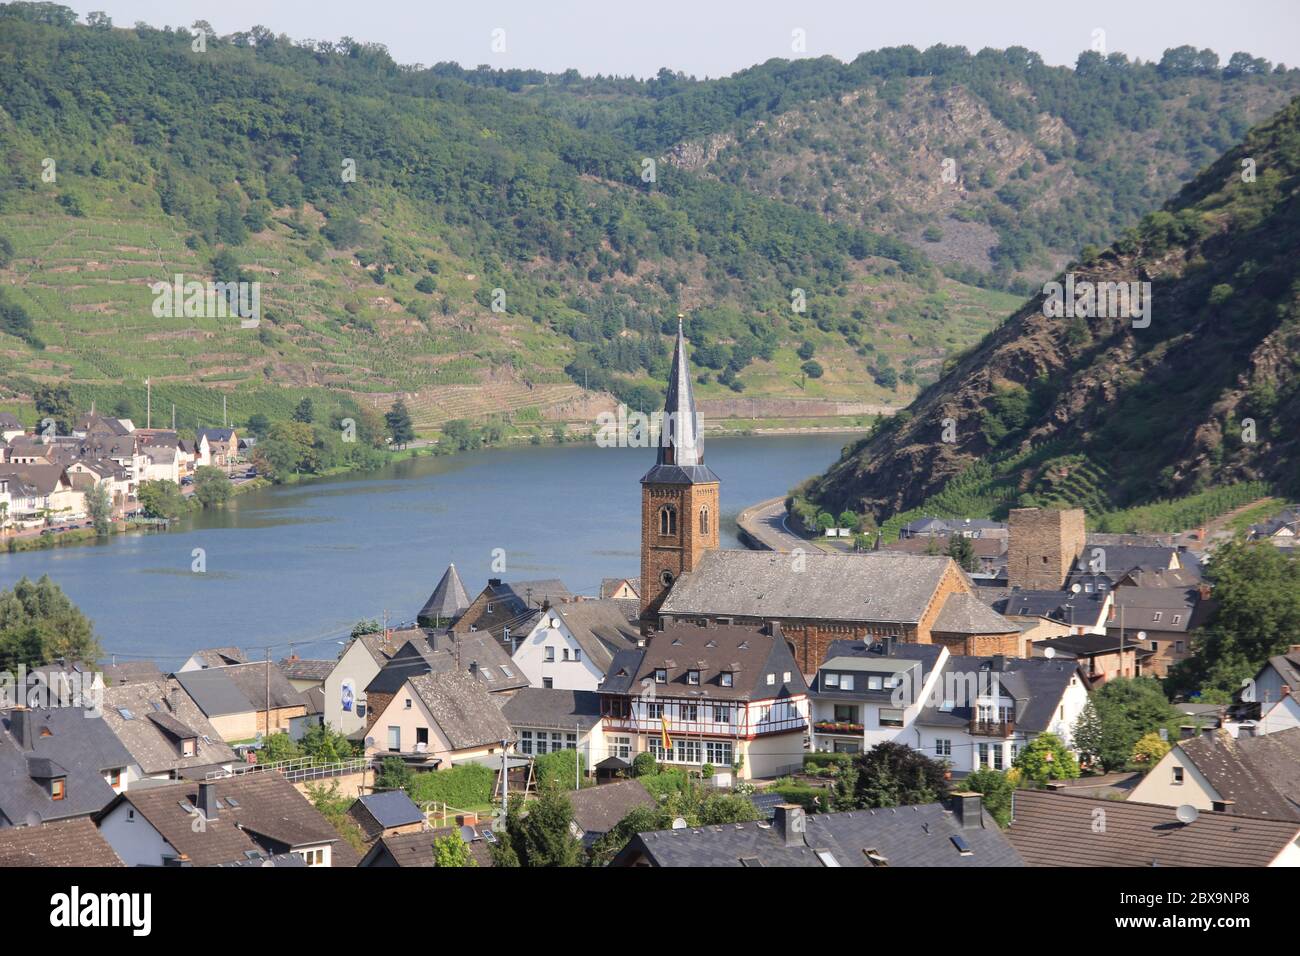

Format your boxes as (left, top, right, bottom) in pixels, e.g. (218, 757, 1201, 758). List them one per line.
(991, 654, 1006, 673)
(880, 635, 897, 656)
(1201, 726, 1215, 739)
(197, 781, 218, 820)
(468, 660, 478, 675)
(1288, 643, 1300, 656)
(488, 578, 502, 588)
(9, 706, 34, 750)
(772, 804, 805, 847)
(948, 791, 983, 830)
(1211, 799, 1236, 813)
(1179, 725, 1196, 740)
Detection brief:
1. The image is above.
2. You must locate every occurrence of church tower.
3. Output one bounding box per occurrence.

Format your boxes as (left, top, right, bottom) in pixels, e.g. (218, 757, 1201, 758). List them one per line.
(640, 319, 720, 618)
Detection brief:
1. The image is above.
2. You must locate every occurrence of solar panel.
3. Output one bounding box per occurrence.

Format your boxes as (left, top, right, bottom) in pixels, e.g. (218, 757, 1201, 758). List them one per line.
(950, 834, 973, 856)
(226, 797, 240, 808)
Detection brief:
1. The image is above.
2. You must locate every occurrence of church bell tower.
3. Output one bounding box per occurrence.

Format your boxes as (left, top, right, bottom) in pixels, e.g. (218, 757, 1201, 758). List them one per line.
(640, 318, 720, 618)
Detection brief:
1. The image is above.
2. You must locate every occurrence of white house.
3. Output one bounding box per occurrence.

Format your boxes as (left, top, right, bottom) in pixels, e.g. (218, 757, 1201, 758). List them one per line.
(911, 653, 1089, 774)
(512, 599, 641, 691)
(499, 687, 608, 775)
(364, 669, 512, 769)
(1226, 646, 1300, 737)
(808, 639, 950, 755)
(323, 629, 408, 740)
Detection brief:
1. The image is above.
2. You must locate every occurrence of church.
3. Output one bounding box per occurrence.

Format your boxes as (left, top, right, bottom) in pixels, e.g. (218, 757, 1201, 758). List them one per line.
(637, 322, 1023, 674)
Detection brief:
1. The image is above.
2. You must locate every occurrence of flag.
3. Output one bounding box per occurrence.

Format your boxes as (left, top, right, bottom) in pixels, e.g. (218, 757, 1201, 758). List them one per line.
(660, 716, 671, 754)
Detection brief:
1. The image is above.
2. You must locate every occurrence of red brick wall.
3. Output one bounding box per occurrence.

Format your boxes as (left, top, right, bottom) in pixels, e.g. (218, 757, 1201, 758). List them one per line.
(640, 481, 719, 617)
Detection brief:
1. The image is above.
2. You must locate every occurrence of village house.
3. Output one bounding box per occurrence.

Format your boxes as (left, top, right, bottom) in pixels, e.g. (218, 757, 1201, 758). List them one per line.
(808, 639, 948, 755)
(1028, 633, 1147, 685)
(597, 620, 809, 781)
(101, 678, 238, 785)
(499, 687, 605, 772)
(1104, 583, 1211, 677)
(277, 656, 336, 695)
(345, 790, 427, 842)
(1226, 646, 1300, 737)
(179, 646, 246, 671)
(1005, 788, 1300, 866)
(0, 706, 133, 828)
(0, 412, 23, 443)
(359, 821, 496, 868)
(612, 795, 1022, 867)
(364, 669, 513, 769)
(986, 588, 1112, 643)
(1247, 505, 1300, 549)
(0, 463, 83, 526)
(600, 577, 640, 601)
(911, 653, 1088, 774)
(565, 778, 656, 848)
(1129, 727, 1300, 819)
(323, 629, 408, 740)
(173, 662, 306, 741)
(453, 577, 573, 649)
(97, 773, 358, 867)
(511, 599, 641, 691)
(196, 427, 239, 468)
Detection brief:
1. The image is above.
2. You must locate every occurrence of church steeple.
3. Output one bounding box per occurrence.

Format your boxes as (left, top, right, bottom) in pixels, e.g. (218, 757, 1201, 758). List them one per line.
(639, 315, 721, 618)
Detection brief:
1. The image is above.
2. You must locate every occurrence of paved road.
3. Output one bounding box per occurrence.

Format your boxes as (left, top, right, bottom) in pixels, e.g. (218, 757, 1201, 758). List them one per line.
(736, 496, 828, 554)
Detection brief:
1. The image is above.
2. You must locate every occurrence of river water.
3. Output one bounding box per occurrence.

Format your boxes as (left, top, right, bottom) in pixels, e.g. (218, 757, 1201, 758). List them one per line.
(0, 434, 849, 668)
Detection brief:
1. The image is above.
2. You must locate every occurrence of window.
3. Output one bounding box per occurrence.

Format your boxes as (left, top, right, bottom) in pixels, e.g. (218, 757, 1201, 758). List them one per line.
(51, 778, 65, 801)
(839, 674, 854, 691)
(824, 672, 840, 688)
(1171, 615, 1182, 625)
(934, 739, 952, 757)
(520, 730, 534, 755)
(387, 726, 401, 752)
(867, 675, 883, 690)
(1175, 641, 1185, 653)
(1152, 612, 1163, 623)
(1172, 766, 1184, 785)
(991, 745, 1004, 770)
(878, 708, 904, 727)
(562, 648, 570, 662)
(833, 705, 857, 723)
(573, 649, 581, 663)
(766, 674, 775, 686)
(977, 743, 989, 767)
(705, 740, 733, 765)
(713, 705, 731, 723)
(1150, 640, 1159, 652)
(486, 603, 495, 614)
(181, 738, 196, 757)
(833, 741, 861, 754)
(543, 678, 553, 689)
(700, 507, 710, 535)
(687, 670, 700, 685)
(654, 668, 667, 684)
(680, 704, 698, 722)
(720, 671, 733, 687)
(782, 672, 791, 683)
(675, 738, 701, 764)
(658, 505, 676, 536)
(545, 647, 555, 662)
(645, 702, 664, 719)
(566, 733, 577, 750)
(608, 735, 631, 760)
(404, 698, 412, 710)
(107, 769, 121, 790)
(299, 848, 325, 866)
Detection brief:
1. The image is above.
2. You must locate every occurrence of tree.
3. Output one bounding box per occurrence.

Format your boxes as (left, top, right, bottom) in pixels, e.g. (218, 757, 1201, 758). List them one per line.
(375, 756, 414, 791)
(385, 400, 415, 447)
(852, 741, 950, 808)
(252, 421, 320, 481)
(1130, 731, 1171, 767)
(300, 722, 357, 763)
(33, 383, 76, 435)
(962, 768, 1014, 827)
(351, 618, 381, 638)
(246, 413, 271, 438)
(0, 576, 103, 670)
(797, 341, 816, 360)
(516, 789, 583, 867)
(1012, 733, 1080, 785)
(587, 804, 669, 866)
(946, 534, 978, 573)
(85, 481, 112, 535)
(256, 732, 302, 765)
(1072, 698, 1105, 770)
(631, 752, 658, 777)
(801, 360, 824, 379)
(292, 397, 315, 424)
(432, 832, 476, 867)
(0, 235, 13, 268)
(193, 466, 233, 508)
(1087, 677, 1181, 771)
(136, 479, 191, 520)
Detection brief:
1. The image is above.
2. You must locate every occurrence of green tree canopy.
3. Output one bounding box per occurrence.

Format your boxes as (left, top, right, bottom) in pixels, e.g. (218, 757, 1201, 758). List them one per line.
(0, 576, 103, 670)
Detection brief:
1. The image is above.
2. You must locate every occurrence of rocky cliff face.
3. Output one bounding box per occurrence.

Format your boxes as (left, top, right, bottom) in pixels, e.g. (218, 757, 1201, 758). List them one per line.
(807, 96, 1300, 520)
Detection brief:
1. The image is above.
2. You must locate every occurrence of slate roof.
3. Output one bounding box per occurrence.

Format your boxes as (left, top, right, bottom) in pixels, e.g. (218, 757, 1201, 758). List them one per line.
(932, 592, 1019, 635)
(810, 640, 945, 702)
(915, 655, 1081, 734)
(277, 658, 336, 682)
(366, 632, 528, 696)
(1031, 633, 1155, 661)
(567, 779, 656, 838)
(187, 647, 246, 668)
(359, 824, 495, 867)
(616, 801, 1023, 867)
(1071, 544, 1181, 579)
(406, 670, 514, 751)
(217, 662, 306, 712)
(1105, 587, 1206, 634)
(174, 668, 254, 718)
(600, 577, 639, 600)
(418, 563, 471, 624)
(102, 679, 236, 775)
(0, 817, 123, 867)
(197, 427, 236, 444)
(1175, 728, 1300, 820)
(639, 318, 719, 486)
(990, 589, 1109, 629)
(544, 599, 642, 672)
(356, 630, 407, 665)
(600, 621, 807, 702)
(348, 790, 425, 840)
(1006, 789, 1300, 866)
(659, 550, 956, 624)
(0, 707, 132, 826)
(100, 661, 164, 685)
(499, 688, 603, 732)
(0, 412, 21, 429)
(103, 772, 358, 867)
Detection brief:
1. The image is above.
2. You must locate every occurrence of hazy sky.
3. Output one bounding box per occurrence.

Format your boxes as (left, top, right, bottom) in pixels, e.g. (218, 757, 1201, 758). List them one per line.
(78, 1, 1300, 78)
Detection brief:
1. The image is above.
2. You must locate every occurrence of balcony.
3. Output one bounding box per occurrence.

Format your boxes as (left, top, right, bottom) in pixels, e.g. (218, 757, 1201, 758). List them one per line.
(969, 718, 1015, 737)
(813, 720, 864, 736)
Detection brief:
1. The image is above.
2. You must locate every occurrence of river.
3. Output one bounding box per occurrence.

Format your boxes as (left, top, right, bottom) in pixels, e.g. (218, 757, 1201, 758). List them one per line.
(0, 434, 850, 668)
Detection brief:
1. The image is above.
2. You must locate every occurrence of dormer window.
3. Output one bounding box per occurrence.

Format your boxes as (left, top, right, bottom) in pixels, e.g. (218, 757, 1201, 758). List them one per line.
(720, 671, 733, 687)
(50, 778, 65, 801)
(654, 669, 667, 684)
(687, 670, 700, 685)
(181, 738, 196, 757)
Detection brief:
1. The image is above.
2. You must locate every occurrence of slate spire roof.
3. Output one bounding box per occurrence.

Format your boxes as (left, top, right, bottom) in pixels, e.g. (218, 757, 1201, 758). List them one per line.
(418, 563, 471, 625)
(641, 317, 719, 485)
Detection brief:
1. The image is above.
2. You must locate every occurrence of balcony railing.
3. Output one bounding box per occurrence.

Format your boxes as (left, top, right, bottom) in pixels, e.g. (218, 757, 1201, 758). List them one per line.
(812, 720, 864, 736)
(969, 718, 1015, 737)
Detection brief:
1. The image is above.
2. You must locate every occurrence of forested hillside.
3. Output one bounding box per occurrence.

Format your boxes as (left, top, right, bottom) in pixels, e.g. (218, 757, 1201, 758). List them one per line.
(803, 94, 1300, 527)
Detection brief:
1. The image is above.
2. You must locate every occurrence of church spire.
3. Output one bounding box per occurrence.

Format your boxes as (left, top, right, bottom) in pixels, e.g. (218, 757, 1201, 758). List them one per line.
(641, 315, 719, 484)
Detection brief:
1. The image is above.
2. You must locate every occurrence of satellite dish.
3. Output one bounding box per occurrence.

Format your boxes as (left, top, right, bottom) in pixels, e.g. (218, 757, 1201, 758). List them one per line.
(1043, 647, 1056, 660)
(1175, 804, 1199, 825)
(1071, 583, 1081, 594)
(1137, 631, 1147, 641)
(671, 817, 688, 830)
(459, 824, 477, 843)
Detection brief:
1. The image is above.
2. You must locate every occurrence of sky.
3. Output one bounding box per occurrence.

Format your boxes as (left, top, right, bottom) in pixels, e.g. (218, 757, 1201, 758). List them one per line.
(76, 0, 1300, 79)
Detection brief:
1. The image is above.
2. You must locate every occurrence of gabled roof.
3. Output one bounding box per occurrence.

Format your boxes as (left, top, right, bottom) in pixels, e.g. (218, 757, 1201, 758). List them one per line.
(1006, 789, 1300, 866)
(0, 707, 132, 826)
(660, 550, 957, 624)
(617, 801, 1022, 867)
(499, 688, 603, 733)
(197, 427, 236, 443)
(102, 771, 357, 867)
(418, 563, 471, 624)
(277, 658, 336, 682)
(360, 824, 495, 867)
(916, 655, 1081, 734)
(1176, 728, 1300, 820)
(1105, 586, 1206, 633)
(0, 817, 123, 867)
(932, 592, 1019, 635)
(567, 779, 656, 837)
(218, 662, 306, 712)
(989, 588, 1109, 628)
(173, 669, 255, 718)
(187, 647, 246, 668)
(102, 679, 237, 775)
(601, 621, 807, 702)
(406, 670, 514, 751)
(100, 661, 165, 686)
(348, 790, 425, 839)
(366, 632, 528, 696)
(543, 599, 641, 672)
(810, 640, 945, 701)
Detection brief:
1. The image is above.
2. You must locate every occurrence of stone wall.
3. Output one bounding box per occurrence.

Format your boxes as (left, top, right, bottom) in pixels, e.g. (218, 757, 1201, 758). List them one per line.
(1006, 507, 1087, 591)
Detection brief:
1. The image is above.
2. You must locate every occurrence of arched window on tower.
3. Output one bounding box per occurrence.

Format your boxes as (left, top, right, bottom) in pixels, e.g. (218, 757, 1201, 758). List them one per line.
(700, 506, 710, 535)
(659, 505, 677, 536)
